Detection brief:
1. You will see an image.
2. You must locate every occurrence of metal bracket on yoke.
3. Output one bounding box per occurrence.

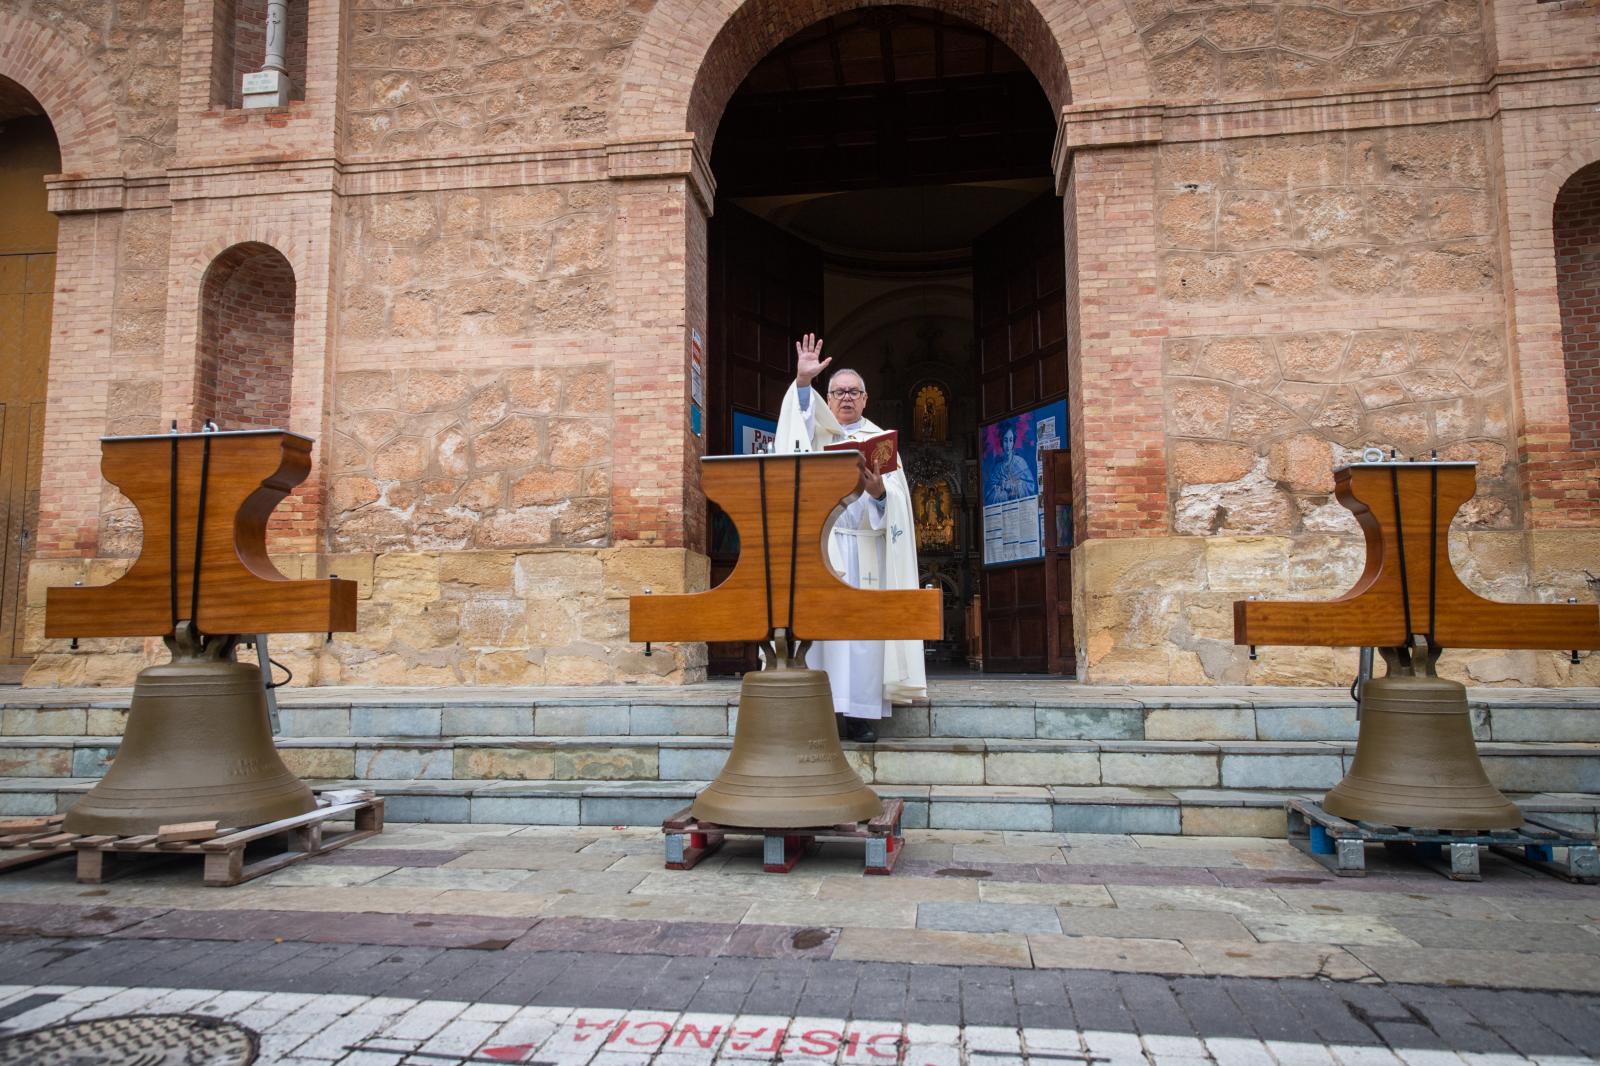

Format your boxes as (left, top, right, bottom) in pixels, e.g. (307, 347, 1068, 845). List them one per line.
(759, 628, 812, 672)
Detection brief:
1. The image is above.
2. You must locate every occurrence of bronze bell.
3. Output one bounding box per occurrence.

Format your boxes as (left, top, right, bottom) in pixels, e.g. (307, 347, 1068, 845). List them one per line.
(1324, 671, 1521, 830)
(64, 628, 315, 836)
(693, 666, 882, 828)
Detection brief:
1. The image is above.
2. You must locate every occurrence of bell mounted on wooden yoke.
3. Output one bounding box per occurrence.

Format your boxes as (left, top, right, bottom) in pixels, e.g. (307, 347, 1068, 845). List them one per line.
(631, 452, 941, 829)
(47, 429, 358, 837)
(1236, 459, 1600, 832)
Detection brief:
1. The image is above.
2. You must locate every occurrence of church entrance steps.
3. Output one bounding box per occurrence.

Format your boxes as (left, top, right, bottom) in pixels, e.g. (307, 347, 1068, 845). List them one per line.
(4, 734, 1600, 794)
(4, 776, 1598, 838)
(2, 683, 1599, 743)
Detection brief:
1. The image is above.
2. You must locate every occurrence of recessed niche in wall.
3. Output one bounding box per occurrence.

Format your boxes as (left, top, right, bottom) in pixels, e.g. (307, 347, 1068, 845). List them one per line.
(209, 0, 308, 109)
(197, 242, 296, 429)
(1556, 161, 1600, 452)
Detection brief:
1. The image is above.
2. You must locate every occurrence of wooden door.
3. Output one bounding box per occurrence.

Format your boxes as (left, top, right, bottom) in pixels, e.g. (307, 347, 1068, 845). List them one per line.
(0, 253, 53, 663)
(974, 193, 1069, 674)
(705, 204, 824, 673)
(1042, 448, 1076, 676)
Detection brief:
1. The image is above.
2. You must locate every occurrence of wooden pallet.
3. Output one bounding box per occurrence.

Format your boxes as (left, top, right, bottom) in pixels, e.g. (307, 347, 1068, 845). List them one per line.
(1287, 797, 1600, 883)
(0, 815, 73, 874)
(662, 798, 904, 875)
(0, 798, 384, 887)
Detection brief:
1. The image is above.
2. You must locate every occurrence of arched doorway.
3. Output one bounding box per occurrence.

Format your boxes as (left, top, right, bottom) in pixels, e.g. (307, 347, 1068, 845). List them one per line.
(0, 77, 60, 676)
(702, 7, 1073, 676)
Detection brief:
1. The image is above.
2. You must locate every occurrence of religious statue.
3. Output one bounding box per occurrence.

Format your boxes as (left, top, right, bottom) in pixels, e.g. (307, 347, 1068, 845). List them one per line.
(913, 481, 955, 552)
(911, 383, 949, 443)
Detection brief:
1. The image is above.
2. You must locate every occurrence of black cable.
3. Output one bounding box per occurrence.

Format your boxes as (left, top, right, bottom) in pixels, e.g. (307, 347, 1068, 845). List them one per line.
(758, 457, 773, 639)
(1389, 465, 1413, 641)
(1427, 462, 1439, 643)
(168, 435, 179, 630)
(189, 433, 213, 631)
(786, 457, 802, 638)
(265, 656, 292, 690)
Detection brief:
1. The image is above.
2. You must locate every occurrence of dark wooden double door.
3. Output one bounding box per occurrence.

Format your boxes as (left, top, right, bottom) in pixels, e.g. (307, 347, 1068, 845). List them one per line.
(705, 195, 1073, 675)
(974, 195, 1074, 675)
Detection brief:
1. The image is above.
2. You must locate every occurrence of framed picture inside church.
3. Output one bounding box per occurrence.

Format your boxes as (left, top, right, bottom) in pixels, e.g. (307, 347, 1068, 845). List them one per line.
(978, 400, 1066, 567)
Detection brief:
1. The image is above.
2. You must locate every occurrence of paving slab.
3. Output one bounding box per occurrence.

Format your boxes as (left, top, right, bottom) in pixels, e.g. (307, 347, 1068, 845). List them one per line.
(1349, 946, 1600, 992)
(832, 927, 1032, 968)
(1026, 934, 1201, 975)
(916, 902, 1063, 935)
(1051, 907, 1255, 943)
(1105, 885, 1294, 915)
(1241, 914, 1419, 947)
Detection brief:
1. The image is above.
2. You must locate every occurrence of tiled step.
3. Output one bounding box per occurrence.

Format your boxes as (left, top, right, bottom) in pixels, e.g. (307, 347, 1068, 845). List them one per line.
(4, 685, 1600, 742)
(4, 775, 1596, 838)
(7, 734, 1600, 796)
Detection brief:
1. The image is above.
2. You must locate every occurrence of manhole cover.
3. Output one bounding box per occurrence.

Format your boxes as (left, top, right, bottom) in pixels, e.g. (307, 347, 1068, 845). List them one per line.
(0, 1013, 257, 1066)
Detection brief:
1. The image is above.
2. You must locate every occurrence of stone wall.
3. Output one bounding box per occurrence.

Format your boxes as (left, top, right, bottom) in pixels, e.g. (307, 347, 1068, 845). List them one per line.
(1158, 124, 1516, 536)
(341, 183, 613, 342)
(8, 0, 182, 171)
(331, 364, 613, 553)
(1139, 0, 1486, 101)
(23, 547, 709, 687)
(1074, 530, 1600, 687)
(345, 0, 652, 157)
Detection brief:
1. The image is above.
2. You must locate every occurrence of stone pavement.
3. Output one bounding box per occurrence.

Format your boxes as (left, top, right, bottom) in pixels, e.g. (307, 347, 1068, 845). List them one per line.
(2, 823, 1600, 1064)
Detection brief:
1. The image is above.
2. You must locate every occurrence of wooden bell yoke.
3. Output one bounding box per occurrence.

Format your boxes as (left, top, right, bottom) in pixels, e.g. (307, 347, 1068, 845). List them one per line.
(1234, 461, 1600, 654)
(630, 452, 941, 648)
(46, 429, 357, 640)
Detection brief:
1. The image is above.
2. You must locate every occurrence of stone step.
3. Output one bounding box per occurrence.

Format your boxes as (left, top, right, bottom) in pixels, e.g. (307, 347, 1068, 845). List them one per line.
(4, 685, 1600, 742)
(4, 775, 1596, 838)
(6, 734, 1599, 796)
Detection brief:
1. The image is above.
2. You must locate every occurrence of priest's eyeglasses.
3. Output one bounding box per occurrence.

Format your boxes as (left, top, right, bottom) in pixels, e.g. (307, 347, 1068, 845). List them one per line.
(828, 387, 866, 398)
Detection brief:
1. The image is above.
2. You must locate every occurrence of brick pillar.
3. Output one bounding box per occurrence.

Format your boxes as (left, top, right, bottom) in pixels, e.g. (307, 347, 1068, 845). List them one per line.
(610, 178, 698, 549)
(1065, 146, 1169, 541)
(36, 210, 122, 558)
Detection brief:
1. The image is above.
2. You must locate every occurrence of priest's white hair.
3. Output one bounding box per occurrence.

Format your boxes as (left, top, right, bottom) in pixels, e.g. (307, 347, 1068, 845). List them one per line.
(827, 368, 867, 392)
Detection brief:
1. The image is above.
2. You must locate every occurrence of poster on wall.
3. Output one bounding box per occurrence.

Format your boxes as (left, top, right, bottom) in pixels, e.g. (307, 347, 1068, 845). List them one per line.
(732, 410, 777, 455)
(979, 399, 1066, 567)
(689, 329, 706, 438)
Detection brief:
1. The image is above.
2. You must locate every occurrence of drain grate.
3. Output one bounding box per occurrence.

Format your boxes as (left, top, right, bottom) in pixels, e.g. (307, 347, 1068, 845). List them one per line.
(0, 1012, 257, 1066)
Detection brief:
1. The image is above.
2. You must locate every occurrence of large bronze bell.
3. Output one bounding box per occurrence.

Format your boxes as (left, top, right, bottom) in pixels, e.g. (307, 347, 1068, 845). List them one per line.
(1324, 663, 1520, 830)
(64, 626, 315, 836)
(693, 653, 882, 829)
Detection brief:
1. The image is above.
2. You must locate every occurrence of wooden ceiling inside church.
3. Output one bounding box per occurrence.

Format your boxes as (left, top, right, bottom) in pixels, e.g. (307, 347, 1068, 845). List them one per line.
(712, 7, 1055, 197)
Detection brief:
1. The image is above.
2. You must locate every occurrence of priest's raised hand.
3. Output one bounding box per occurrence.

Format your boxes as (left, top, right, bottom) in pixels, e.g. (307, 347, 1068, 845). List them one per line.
(795, 332, 831, 388)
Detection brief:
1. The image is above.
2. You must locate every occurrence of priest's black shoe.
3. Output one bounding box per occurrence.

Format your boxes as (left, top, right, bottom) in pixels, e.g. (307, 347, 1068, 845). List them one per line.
(845, 718, 878, 743)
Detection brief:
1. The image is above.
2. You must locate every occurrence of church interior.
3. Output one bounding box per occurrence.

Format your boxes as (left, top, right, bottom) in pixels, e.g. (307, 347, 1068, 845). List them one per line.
(703, 7, 1072, 677)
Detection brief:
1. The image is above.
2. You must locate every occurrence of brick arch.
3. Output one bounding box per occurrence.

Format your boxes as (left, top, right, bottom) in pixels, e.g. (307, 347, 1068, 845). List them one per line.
(0, 8, 120, 176)
(616, 0, 1151, 153)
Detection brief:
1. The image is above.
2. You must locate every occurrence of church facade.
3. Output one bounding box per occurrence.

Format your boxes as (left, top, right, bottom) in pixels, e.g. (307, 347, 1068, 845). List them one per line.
(1, 0, 1597, 689)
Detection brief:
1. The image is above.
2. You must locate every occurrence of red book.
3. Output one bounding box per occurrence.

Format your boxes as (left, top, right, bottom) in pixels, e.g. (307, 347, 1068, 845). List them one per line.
(824, 429, 899, 474)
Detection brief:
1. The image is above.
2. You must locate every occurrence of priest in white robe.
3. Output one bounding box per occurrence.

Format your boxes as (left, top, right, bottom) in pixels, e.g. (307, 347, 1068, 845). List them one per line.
(774, 333, 927, 742)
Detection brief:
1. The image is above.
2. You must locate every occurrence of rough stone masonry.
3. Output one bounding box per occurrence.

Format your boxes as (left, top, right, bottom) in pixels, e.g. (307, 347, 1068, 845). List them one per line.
(3, 0, 1598, 688)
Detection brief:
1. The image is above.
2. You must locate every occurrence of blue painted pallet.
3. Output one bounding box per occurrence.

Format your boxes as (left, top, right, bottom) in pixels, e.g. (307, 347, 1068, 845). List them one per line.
(1287, 797, 1599, 883)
